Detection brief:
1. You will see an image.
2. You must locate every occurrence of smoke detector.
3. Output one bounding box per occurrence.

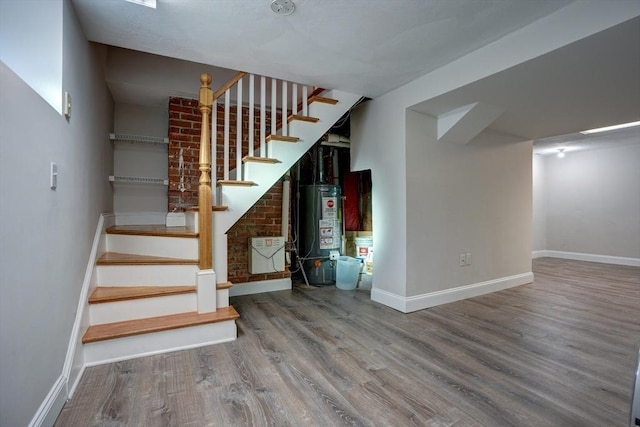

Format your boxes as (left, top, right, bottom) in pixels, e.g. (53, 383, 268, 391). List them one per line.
(270, 0, 295, 16)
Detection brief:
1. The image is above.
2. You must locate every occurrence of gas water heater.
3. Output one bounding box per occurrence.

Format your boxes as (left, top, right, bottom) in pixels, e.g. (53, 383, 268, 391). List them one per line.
(301, 184, 342, 285)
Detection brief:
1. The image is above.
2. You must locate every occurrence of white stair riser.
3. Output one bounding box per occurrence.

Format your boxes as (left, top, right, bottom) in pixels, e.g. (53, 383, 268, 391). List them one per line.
(83, 320, 237, 365)
(106, 234, 197, 259)
(97, 264, 198, 286)
(90, 293, 197, 324)
(217, 288, 229, 308)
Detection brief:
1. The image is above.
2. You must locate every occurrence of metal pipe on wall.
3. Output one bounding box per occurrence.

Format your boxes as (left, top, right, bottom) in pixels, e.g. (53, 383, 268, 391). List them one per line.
(282, 174, 291, 265)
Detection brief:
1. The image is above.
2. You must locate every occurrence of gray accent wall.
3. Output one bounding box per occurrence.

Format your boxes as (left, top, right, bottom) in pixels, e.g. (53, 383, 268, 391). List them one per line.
(0, 1, 113, 425)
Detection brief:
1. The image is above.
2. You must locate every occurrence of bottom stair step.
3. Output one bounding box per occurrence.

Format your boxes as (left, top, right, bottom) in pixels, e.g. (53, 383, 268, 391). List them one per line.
(83, 307, 239, 344)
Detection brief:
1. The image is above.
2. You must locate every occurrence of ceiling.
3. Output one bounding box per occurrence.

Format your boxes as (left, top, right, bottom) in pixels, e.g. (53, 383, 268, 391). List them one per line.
(412, 15, 640, 141)
(72, 0, 572, 99)
(71, 0, 640, 147)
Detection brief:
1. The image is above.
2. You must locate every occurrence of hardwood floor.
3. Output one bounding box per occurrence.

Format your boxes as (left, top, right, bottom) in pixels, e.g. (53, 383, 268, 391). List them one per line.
(55, 258, 640, 426)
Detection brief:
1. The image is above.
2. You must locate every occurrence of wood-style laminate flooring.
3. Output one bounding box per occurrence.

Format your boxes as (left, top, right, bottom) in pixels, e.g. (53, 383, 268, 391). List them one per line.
(55, 258, 640, 426)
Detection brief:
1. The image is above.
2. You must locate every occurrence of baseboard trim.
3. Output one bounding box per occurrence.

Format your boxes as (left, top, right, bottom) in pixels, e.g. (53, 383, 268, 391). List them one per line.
(372, 272, 534, 313)
(64, 213, 112, 401)
(533, 250, 640, 267)
(532, 250, 547, 259)
(28, 375, 66, 427)
(229, 278, 292, 297)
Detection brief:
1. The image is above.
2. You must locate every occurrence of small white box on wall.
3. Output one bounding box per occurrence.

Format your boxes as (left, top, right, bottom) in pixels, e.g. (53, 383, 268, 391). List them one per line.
(249, 236, 285, 274)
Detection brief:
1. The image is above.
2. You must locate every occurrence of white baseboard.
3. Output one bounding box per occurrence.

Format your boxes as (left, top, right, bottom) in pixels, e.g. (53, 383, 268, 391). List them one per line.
(533, 250, 640, 267)
(114, 211, 167, 225)
(372, 272, 534, 313)
(229, 278, 292, 297)
(28, 375, 66, 427)
(64, 213, 112, 400)
(532, 250, 547, 259)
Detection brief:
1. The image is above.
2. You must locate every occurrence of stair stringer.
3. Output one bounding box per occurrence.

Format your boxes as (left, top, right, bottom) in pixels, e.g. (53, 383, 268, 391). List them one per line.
(212, 90, 361, 282)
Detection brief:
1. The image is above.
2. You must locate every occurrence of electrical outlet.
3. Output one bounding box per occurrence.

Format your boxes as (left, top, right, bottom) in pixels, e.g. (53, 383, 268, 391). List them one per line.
(465, 252, 472, 266)
(459, 253, 466, 267)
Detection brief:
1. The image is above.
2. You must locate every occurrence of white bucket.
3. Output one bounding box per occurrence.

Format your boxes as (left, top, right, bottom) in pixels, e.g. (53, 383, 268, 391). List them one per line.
(355, 236, 373, 276)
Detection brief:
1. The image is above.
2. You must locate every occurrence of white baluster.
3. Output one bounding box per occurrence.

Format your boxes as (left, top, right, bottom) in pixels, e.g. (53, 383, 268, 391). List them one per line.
(302, 86, 308, 116)
(282, 81, 288, 136)
(212, 98, 217, 201)
(260, 75, 266, 158)
(292, 83, 298, 115)
(236, 77, 243, 179)
(248, 74, 254, 158)
(224, 89, 230, 181)
(271, 78, 277, 136)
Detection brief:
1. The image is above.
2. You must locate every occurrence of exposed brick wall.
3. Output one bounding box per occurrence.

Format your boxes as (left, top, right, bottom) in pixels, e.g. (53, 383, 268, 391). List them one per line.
(168, 98, 201, 210)
(227, 180, 291, 284)
(168, 96, 290, 283)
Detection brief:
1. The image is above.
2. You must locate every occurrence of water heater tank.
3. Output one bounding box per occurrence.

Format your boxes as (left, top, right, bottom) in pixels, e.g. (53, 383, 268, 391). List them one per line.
(301, 184, 342, 285)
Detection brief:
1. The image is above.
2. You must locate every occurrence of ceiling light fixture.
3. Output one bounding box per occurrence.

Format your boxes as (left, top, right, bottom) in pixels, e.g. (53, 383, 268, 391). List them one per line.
(124, 0, 156, 8)
(270, 0, 295, 16)
(557, 148, 565, 158)
(579, 120, 640, 135)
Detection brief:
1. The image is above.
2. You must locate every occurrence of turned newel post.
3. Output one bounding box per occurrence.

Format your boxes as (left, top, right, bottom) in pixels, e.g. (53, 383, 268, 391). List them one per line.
(198, 73, 213, 270)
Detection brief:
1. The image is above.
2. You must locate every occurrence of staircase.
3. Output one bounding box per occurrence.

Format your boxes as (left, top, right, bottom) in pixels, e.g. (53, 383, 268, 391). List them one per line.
(82, 73, 361, 365)
(82, 224, 238, 364)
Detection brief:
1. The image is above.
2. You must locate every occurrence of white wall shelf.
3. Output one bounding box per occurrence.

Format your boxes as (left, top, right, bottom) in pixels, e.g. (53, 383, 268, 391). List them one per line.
(109, 175, 168, 186)
(109, 133, 168, 145)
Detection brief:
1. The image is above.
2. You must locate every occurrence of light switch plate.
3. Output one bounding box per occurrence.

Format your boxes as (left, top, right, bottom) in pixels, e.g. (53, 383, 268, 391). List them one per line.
(63, 91, 71, 119)
(50, 162, 58, 189)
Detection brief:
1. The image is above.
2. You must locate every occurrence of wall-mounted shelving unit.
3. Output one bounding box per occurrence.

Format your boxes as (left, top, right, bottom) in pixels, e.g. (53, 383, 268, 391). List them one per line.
(109, 133, 169, 145)
(108, 175, 169, 186)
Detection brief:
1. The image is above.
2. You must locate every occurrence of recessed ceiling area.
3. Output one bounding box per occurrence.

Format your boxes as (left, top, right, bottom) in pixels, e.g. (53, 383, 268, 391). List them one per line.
(411, 16, 640, 142)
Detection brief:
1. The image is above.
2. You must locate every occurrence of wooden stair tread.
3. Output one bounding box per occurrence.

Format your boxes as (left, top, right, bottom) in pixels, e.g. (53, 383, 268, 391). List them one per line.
(288, 114, 320, 124)
(82, 306, 240, 344)
(89, 286, 196, 304)
(242, 156, 279, 164)
(309, 95, 338, 105)
(216, 281, 233, 290)
(266, 135, 299, 143)
(185, 205, 229, 211)
(217, 180, 256, 187)
(97, 252, 198, 265)
(106, 225, 197, 238)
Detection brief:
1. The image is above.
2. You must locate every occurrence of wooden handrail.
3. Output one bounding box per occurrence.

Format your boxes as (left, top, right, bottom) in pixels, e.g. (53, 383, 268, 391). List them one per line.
(198, 73, 213, 270)
(213, 71, 248, 100)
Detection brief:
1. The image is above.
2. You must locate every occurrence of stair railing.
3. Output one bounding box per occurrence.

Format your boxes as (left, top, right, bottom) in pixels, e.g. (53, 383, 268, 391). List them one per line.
(211, 72, 315, 195)
(198, 73, 213, 270)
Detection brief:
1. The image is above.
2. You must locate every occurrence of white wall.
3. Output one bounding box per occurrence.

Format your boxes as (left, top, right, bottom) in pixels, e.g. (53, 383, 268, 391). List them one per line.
(0, 1, 113, 425)
(349, 2, 632, 311)
(543, 141, 640, 259)
(532, 154, 547, 252)
(113, 103, 168, 213)
(350, 99, 407, 297)
(405, 111, 533, 297)
(0, 0, 63, 113)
